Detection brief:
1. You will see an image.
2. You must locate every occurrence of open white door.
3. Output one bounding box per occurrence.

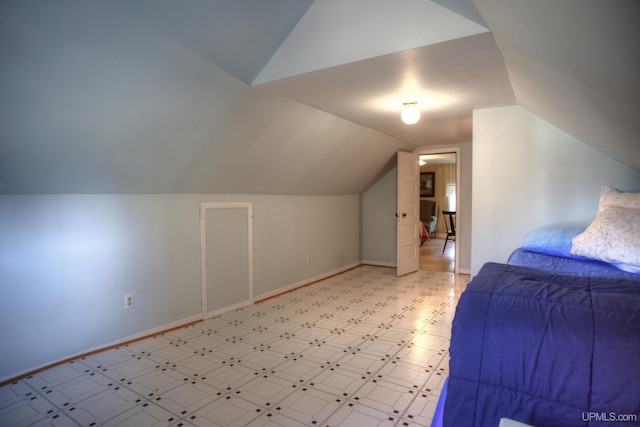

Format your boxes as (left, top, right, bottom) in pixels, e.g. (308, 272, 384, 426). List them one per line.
(397, 151, 420, 276)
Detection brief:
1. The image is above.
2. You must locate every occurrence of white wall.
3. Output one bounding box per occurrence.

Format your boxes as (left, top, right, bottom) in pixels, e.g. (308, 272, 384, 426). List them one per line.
(0, 194, 360, 381)
(457, 142, 473, 273)
(472, 106, 640, 275)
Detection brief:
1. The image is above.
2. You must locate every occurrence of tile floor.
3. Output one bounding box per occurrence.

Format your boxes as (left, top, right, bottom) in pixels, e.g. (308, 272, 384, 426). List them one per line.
(0, 266, 469, 427)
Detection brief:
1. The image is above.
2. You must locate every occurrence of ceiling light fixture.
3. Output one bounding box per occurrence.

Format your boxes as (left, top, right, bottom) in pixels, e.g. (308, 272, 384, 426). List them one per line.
(401, 101, 420, 125)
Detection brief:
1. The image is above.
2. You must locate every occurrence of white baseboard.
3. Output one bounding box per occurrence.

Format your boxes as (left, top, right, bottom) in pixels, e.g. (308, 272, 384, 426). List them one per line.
(254, 262, 362, 302)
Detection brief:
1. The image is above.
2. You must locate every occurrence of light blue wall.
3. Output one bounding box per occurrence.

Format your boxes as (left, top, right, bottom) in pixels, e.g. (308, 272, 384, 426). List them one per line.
(361, 167, 397, 265)
(0, 194, 360, 380)
(472, 106, 640, 275)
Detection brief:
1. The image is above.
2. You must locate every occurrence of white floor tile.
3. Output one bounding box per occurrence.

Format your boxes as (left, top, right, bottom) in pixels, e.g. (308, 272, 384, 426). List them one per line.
(39, 371, 114, 408)
(78, 346, 140, 371)
(0, 393, 57, 427)
(0, 266, 469, 427)
(125, 335, 174, 356)
(309, 366, 368, 398)
(244, 411, 308, 427)
(191, 395, 262, 427)
(0, 380, 33, 410)
(154, 381, 222, 417)
(234, 347, 287, 374)
(334, 351, 387, 377)
(325, 401, 396, 427)
(23, 361, 90, 391)
(234, 374, 295, 407)
(102, 401, 176, 427)
(376, 360, 432, 389)
(200, 363, 257, 393)
(28, 411, 79, 427)
(270, 357, 325, 385)
(102, 356, 161, 383)
(275, 387, 343, 425)
(63, 386, 142, 426)
(171, 353, 224, 379)
(123, 368, 189, 399)
(354, 378, 418, 415)
(402, 389, 441, 426)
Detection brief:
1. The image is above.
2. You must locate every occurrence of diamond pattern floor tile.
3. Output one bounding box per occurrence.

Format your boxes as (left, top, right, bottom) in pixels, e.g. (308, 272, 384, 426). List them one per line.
(0, 266, 468, 427)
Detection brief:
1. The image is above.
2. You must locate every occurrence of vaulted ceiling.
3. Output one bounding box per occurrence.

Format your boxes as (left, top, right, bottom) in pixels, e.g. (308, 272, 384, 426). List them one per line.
(1, 0, 638, 194)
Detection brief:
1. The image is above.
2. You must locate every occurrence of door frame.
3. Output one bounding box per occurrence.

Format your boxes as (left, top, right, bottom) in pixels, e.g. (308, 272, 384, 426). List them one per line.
(200, 202, 254, 318)
(416, 147, 461, 275)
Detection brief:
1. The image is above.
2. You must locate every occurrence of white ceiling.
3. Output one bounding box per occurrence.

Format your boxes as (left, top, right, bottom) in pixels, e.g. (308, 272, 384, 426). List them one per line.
(255, 0, 639, 165)
(256, 32, 515, 146)
(253, 0, 489, 84)
(0, 0, 638, 195)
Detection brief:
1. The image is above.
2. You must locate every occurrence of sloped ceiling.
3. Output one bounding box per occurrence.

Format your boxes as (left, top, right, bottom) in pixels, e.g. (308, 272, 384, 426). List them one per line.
(0, 0, 638, 195)
(476, 0, 640, 174)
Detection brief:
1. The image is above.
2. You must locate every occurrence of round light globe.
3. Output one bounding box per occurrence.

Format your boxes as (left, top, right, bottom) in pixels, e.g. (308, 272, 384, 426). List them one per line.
(401, 106, 420, 125)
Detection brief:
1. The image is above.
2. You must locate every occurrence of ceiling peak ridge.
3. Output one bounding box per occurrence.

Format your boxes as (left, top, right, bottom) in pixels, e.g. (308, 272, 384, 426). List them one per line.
(252, 0, 488, 86)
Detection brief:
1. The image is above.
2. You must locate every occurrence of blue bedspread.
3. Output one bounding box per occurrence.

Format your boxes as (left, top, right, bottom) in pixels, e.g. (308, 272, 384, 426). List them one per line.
(508, 248, 640, 281)
(444, 262, 640, 427)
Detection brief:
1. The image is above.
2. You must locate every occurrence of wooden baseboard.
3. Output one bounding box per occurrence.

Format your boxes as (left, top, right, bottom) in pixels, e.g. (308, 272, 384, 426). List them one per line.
(255, 263, 362, 303)
(361, 261, 396, 268)
(0, 316, 203, 387)
(2, 261, 466, 386)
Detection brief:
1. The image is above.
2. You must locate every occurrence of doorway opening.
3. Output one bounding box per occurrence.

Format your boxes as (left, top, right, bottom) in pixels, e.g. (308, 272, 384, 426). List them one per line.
(416, 149, 459, 274)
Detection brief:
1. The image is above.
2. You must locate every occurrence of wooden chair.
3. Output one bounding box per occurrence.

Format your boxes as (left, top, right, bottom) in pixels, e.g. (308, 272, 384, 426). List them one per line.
(442, 211, 456, 253)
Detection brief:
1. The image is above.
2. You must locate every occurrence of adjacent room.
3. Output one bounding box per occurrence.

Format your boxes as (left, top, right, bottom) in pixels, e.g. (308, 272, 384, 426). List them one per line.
(1, 1, 639, 426)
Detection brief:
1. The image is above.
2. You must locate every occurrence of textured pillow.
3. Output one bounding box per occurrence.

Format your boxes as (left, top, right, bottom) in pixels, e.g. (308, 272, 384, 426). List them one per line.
(598, 185, 640, 212)
(571, 205, 640, 273)
(520, 226, 588, 259)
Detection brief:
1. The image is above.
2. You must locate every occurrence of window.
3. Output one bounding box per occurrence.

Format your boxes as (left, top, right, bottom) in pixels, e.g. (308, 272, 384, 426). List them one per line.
(446, 183, 456, 211)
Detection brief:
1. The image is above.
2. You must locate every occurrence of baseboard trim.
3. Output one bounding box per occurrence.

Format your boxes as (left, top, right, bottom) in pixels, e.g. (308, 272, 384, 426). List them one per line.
(254, 262, 362, 303)
(2, 264, 364, 385)
(361, 261, 396, 268)
(1, 261, 465, 386)
(0, 314, 203, 387)
(204, 300, 254, 319)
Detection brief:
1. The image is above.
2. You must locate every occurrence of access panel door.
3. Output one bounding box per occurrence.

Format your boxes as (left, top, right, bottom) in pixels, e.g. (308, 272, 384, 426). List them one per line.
(200, 203, 253, 317)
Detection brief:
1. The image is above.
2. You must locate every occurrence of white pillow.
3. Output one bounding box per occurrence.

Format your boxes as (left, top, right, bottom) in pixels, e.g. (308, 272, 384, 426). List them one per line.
(571, 205, 640, 273)
(598, 185, 640, 212)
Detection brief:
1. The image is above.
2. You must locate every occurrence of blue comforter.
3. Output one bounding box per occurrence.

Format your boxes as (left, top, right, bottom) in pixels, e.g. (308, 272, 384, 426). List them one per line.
(508, 248, 640, 281)
(444, 262, 640, 427)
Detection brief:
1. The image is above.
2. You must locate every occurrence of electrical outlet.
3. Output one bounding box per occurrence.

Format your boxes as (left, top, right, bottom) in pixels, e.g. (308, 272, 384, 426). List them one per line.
(124, 293, 134, 309)
(307, 256, 311, 265)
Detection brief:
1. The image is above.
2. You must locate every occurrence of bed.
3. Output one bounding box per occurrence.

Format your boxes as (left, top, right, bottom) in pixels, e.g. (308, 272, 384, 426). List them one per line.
(432, 186, 640, 427)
